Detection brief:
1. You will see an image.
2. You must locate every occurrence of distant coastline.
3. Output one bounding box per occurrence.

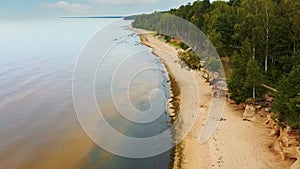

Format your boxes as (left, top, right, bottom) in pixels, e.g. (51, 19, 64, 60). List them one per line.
(60, 16, 124, 19)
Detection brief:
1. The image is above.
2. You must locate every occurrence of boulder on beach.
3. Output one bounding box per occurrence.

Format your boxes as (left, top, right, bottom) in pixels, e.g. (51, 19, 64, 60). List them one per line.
(278, 128, 299, 148)
(282, 146, 300, 160)
(291, 159, 300, 169)
(269, 125, 280, 137)
(243, 105, 256, 122)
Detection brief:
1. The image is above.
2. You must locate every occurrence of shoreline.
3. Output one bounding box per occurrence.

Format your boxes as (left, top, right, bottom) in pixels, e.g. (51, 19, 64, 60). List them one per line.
(139, 33, 188, 169)
(129, 26, 294, 169)
(132, 27, 183, 168)
(130, 26, 211, 168)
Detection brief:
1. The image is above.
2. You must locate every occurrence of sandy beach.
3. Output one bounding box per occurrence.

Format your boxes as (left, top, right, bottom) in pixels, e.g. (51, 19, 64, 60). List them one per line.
(131, 27, 294, 169)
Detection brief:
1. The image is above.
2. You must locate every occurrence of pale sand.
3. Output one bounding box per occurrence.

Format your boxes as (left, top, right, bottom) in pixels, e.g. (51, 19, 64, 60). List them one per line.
(131, 27, 293, 169)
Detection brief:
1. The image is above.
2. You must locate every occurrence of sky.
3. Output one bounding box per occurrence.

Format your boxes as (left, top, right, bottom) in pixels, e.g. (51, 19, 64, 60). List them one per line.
(0, 0, 206, 19)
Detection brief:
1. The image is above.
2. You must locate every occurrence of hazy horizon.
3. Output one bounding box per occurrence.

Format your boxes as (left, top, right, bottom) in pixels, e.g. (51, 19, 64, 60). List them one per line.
(0, 0, 191, 20)
(0, 0, 225, 20)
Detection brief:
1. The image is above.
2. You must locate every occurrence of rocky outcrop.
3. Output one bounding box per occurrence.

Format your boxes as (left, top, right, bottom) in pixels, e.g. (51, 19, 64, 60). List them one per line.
(267, 119, 300, 169)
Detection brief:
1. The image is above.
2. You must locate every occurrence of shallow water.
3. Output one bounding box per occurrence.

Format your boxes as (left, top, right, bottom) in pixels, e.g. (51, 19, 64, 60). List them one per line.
(0, 18, 171, 169)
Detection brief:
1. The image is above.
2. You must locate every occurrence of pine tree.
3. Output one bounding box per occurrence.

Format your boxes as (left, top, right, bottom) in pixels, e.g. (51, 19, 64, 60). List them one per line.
(228, 39, 252, 102)
(273, 65, 300, 128)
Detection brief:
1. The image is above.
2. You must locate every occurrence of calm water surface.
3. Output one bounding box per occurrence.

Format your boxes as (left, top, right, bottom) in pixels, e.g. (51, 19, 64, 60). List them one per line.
(0, 19, 172, 169)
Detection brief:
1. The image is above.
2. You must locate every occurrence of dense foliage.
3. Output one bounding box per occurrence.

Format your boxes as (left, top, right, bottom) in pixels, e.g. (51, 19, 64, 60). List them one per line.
(132, 0, 300, 128)
(178, 51, 202, 70)
(272, 65, 300, 128)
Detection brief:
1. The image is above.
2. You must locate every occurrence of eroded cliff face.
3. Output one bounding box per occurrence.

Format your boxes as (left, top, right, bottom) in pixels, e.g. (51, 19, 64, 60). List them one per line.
(265, 114, 300, 169)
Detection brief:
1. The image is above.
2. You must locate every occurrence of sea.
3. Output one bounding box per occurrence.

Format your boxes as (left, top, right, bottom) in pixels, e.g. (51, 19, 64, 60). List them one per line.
(0, 18, 172, 169)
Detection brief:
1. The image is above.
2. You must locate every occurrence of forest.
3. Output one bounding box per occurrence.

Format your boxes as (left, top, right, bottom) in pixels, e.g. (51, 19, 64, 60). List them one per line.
(132, 0, 300, 128)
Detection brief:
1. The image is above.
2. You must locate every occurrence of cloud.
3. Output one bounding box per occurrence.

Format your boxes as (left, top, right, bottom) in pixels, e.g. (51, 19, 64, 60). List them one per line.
(40, 1, 91, 13)
(89, 0, 159, 6)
